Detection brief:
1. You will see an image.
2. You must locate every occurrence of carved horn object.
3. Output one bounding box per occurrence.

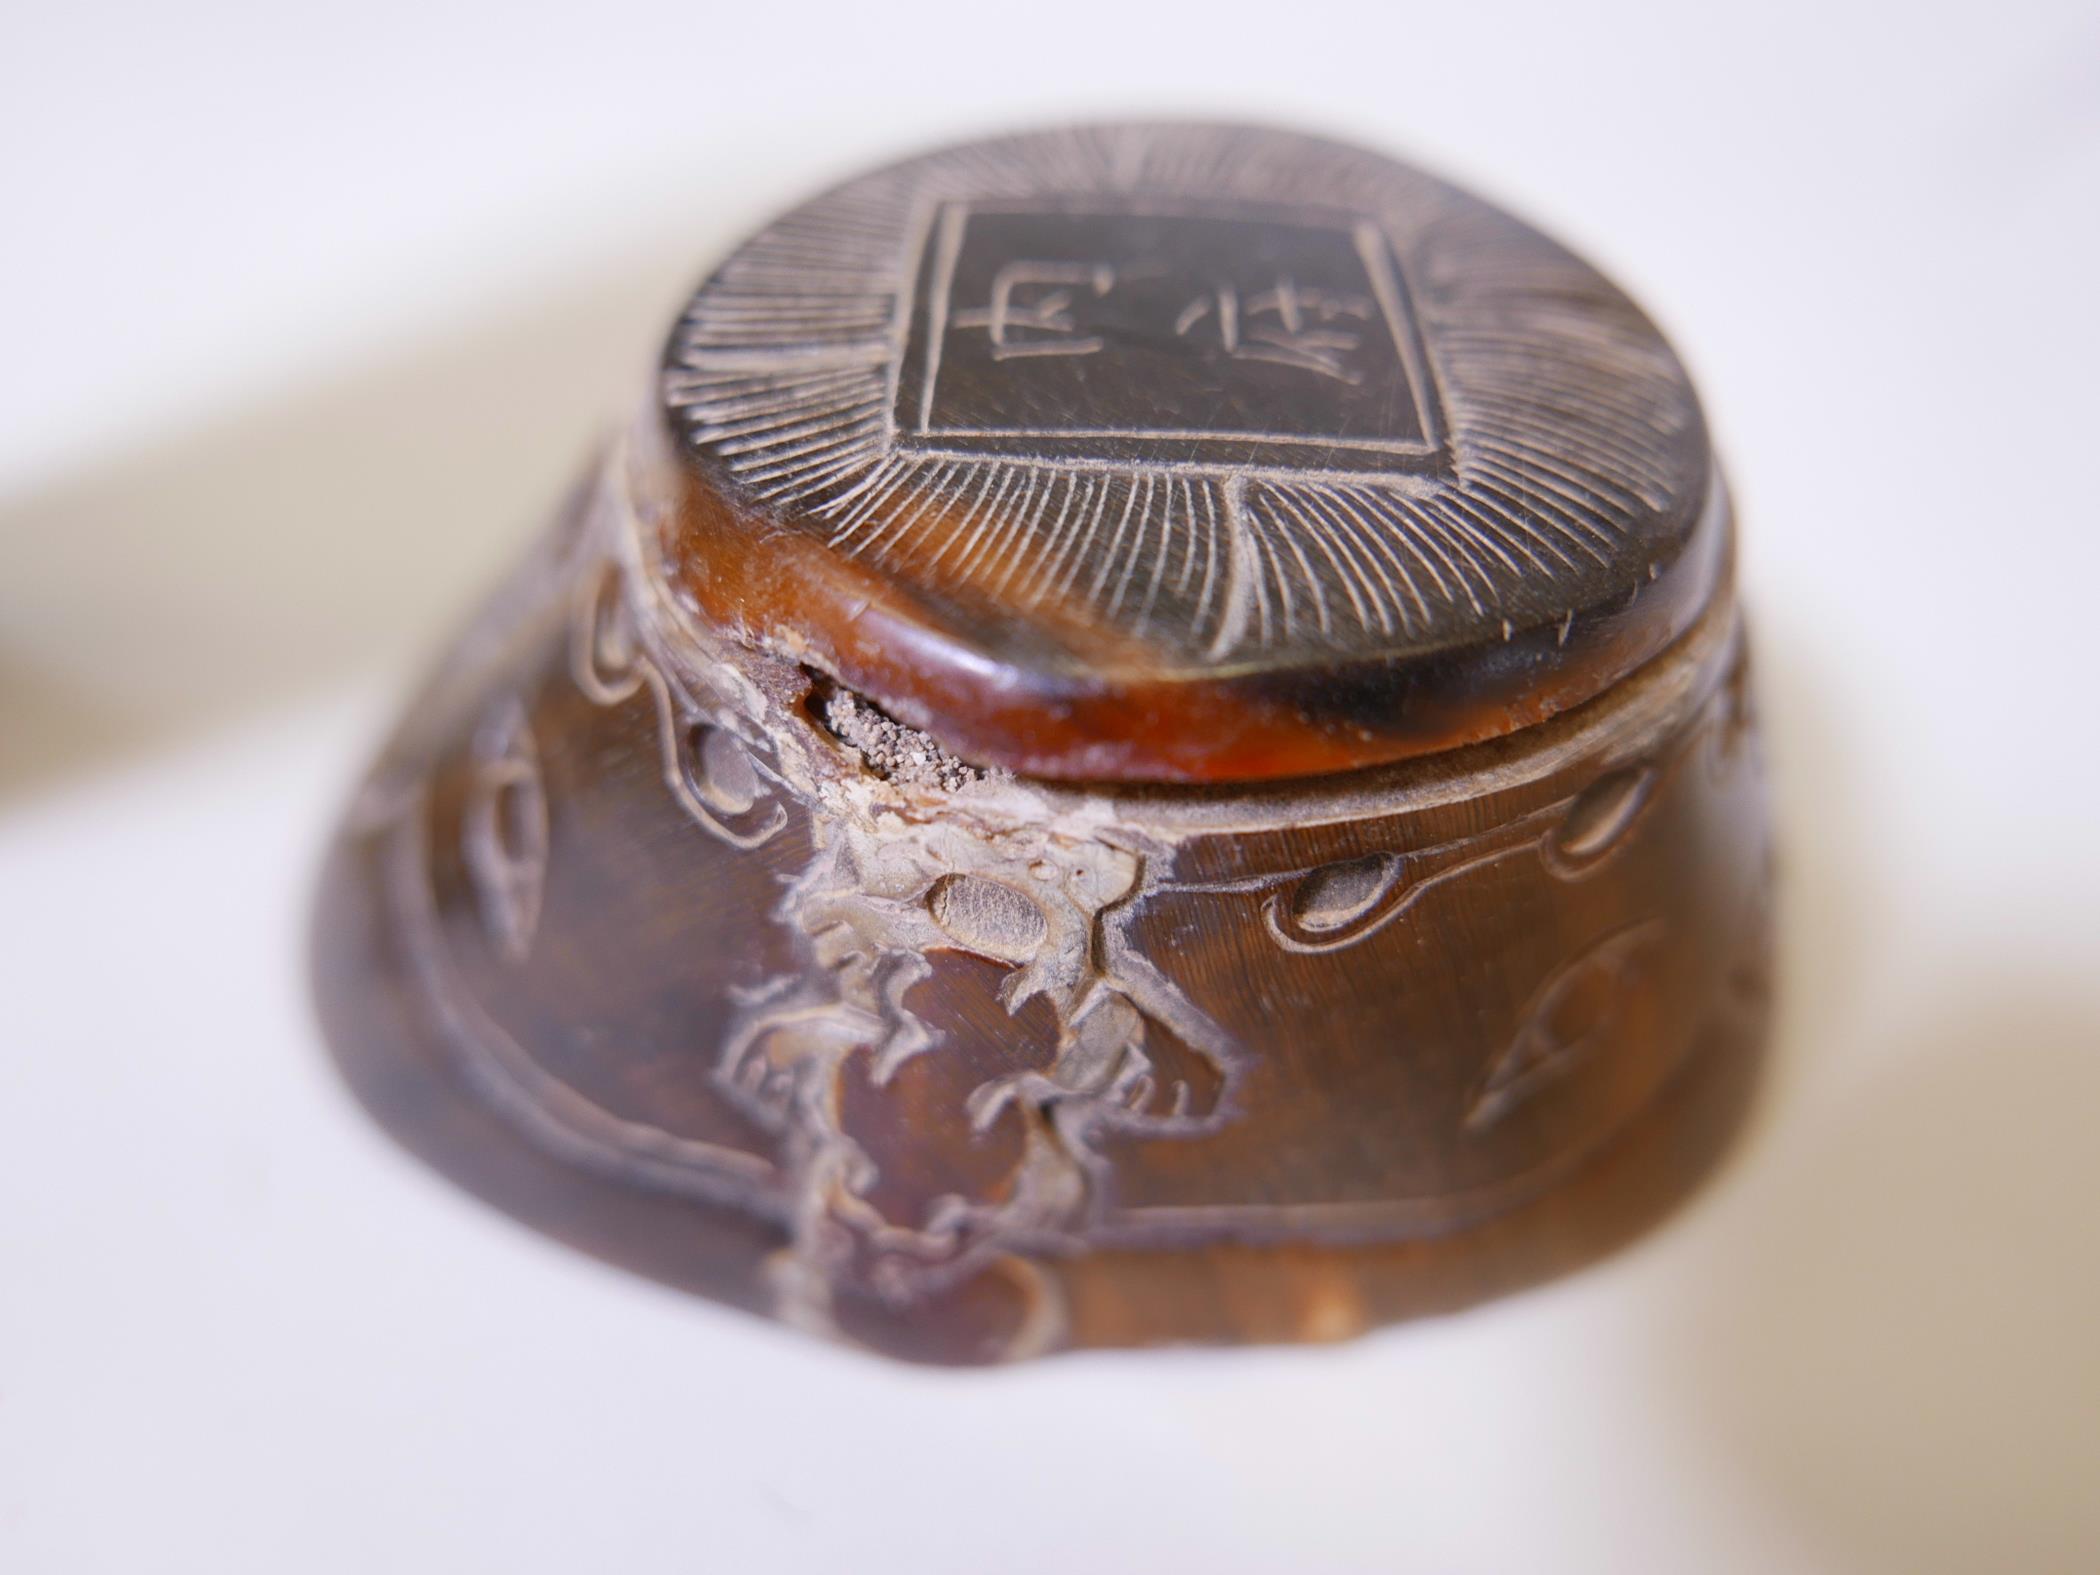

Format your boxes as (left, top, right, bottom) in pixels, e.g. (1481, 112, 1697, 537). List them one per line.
(312, 124, 1773, 1364)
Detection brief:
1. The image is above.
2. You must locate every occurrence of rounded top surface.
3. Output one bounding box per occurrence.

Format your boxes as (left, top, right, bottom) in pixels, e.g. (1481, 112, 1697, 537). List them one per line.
(657, 123, 1722, 782)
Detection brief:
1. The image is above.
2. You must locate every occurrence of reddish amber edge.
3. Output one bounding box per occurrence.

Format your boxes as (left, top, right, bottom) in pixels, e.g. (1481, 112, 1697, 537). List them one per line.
(646, 411, 1731, 784)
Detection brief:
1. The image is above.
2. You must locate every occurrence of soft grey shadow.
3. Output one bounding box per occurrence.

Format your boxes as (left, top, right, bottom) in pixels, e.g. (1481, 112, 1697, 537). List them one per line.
(0, 240, 712, 803)
(1659, 626, 2100, 1572)
(1736, 614, 1879, 1144)
(1670, 985, 2100, 1572)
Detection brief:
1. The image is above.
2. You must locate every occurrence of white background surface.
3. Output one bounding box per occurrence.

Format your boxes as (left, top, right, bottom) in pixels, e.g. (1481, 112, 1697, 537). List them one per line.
(4, 3, 2099, 1570)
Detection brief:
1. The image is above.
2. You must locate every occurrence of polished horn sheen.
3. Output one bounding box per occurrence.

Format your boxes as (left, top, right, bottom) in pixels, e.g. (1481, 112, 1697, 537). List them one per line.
(313, 124, 1772, 1364)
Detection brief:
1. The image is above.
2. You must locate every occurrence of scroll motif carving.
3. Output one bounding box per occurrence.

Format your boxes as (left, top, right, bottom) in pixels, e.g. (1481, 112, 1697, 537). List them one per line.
(1261, 749, 1670, 957)
(1466, 919, 1668, 1130)
(569, 562, 790, 852)
(462, 697, 547, 964)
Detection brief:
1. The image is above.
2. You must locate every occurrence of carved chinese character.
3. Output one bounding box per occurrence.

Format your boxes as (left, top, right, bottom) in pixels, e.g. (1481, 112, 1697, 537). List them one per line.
(1174, 276, 1376, 382)
(951, 261, 1116, 360)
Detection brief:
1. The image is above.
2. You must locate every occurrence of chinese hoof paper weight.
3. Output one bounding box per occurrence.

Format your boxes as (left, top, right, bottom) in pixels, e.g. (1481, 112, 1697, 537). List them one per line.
(312, 124, 1772, 1364)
